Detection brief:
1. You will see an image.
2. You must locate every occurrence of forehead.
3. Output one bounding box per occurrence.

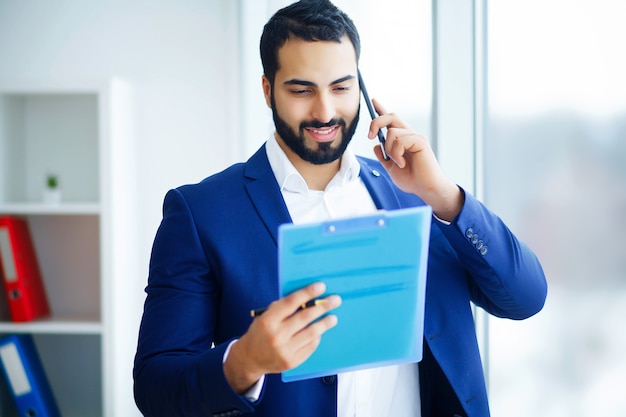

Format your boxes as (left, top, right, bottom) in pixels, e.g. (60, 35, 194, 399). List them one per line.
(275, 35, 358, 84)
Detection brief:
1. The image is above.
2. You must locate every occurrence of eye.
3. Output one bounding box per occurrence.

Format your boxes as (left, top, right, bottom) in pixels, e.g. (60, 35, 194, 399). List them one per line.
(290, 88, 311, 96)
(333, 85, 352, 93)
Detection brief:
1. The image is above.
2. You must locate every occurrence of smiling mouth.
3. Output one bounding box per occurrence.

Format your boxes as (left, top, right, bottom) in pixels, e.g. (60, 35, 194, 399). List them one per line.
(305, 125, 340, 142)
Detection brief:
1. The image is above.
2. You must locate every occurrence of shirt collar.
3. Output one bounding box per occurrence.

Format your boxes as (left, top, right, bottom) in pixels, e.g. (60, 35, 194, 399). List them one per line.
(265, 134, 361, 194)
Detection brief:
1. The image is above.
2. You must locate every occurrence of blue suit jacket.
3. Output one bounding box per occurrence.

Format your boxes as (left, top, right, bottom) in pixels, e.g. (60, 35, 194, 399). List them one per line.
(134, 145, 547, 417)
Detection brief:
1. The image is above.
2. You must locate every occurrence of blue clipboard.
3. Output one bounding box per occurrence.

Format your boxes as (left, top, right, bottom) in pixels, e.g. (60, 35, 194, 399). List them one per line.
(278, 205, 432, 382)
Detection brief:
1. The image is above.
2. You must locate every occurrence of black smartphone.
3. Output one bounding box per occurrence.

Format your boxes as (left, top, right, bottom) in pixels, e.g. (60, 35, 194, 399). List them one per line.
(358, 70, 389, 160)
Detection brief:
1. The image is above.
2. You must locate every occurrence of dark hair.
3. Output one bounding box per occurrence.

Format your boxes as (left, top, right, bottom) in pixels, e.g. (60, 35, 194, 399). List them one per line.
(260, 0, 361, 85)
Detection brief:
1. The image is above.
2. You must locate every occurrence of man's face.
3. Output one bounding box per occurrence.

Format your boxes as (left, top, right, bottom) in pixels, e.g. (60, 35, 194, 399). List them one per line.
(263, 36, 360, 165)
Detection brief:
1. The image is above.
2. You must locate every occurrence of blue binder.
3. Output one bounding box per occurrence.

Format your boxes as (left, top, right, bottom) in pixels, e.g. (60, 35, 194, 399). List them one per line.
(0, 334, 61, 417)
(279, 206, 432, 382)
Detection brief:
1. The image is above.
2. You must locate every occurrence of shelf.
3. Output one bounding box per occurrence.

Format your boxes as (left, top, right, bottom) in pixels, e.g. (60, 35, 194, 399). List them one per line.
(0, 316, 102, 335)
(0, 79, 140, 416)
(0, 202, 100, 215)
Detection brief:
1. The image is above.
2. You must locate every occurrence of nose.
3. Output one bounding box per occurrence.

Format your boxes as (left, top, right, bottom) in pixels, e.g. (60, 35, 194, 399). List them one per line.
(311, 92, 335, 123)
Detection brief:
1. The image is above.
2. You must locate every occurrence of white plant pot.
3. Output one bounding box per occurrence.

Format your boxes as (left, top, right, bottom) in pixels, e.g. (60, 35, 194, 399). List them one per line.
(43, 188, 62, 205)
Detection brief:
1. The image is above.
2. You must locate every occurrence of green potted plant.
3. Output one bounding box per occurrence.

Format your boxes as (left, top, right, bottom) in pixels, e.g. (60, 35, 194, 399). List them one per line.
(43, 174, 62, 204)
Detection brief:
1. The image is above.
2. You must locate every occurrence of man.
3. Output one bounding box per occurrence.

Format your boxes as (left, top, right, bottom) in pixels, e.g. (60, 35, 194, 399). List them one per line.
(133, 1, 547, 416)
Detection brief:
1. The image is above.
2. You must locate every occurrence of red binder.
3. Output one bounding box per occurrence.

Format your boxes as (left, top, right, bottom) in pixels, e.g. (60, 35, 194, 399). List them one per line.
(0, 216, 51, 322)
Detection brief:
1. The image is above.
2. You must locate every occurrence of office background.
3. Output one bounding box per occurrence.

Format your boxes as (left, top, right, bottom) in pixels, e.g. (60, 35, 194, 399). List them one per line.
(0, 0, 624, 416)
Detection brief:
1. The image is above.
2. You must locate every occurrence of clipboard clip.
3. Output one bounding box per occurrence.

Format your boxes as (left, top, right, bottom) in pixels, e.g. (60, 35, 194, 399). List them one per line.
(324, 216, 387, 234)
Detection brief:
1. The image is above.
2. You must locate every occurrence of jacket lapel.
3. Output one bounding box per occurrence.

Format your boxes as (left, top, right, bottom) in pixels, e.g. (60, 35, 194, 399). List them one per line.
(242, 149, 402, 245)
(357, 156, 402, 210)
(244, 145, 292, 245)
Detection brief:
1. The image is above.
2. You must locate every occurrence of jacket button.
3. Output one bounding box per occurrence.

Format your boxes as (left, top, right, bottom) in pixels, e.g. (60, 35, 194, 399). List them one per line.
(471, 234, 479, 244)
(465, 228, 474, 238)
(321, 375, 336, 384)
(480, 246, 488, 255)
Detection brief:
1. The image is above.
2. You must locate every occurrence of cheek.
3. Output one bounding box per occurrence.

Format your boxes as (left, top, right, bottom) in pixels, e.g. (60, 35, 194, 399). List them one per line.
(337, 92, 360, 117)
(276, 97, 308, 125)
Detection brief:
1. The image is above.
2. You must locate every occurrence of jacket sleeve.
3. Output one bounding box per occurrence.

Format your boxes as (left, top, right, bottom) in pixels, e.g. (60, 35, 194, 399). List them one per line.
(435, 189, 548, 320)
(133, 188, 258, 417)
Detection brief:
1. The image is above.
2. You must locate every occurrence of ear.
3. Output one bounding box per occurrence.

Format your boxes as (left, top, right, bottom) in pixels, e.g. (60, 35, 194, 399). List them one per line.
(262, 75, 272, 108)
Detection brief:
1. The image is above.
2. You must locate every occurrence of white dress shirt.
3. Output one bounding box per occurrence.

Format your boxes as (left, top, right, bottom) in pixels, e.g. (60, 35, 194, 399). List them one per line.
(265, 135, 421, 417)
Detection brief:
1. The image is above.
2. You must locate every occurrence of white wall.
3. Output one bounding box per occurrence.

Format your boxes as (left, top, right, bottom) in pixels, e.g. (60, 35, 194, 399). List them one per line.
(0, 0, 243, 267)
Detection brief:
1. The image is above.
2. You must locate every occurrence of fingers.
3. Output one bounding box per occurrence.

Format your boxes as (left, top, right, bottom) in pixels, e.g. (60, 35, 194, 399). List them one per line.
(261, 282, 328, 321)
(279, 292, 341, 339)
(371, 97, 387, 116)
(288, 310, 339, 364)
(367, 99, 430, 170)
(367, 98, 410, 139)
(366, 100, 461, 220)
(242, 283, 341, 375)
(283, 282, 327, 314)
(373, 129, 422, 169)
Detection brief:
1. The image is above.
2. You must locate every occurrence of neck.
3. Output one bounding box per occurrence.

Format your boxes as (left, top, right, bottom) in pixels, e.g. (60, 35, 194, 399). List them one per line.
(275, 134, 341, 191)
(297, 160, 341, 191)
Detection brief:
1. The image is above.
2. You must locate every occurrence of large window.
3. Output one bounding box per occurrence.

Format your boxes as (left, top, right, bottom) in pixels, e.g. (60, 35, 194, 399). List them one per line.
(485, 1, 626, 415)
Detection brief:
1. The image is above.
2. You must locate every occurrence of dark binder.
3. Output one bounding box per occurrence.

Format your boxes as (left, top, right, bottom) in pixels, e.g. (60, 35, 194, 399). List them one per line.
(279, 206, 432, 382)
(0, 334, 61, 417)
(0, 216, 51, 322)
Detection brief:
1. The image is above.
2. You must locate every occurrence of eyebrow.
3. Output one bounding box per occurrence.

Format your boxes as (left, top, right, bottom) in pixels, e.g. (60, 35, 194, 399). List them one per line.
(283, 74, 356, 87)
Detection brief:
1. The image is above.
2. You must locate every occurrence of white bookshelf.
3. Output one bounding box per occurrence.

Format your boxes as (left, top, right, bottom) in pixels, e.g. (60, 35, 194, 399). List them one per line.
(0, 203, 100, 215)
(0, 80, 141, 417)
(0, 317, 102, 335)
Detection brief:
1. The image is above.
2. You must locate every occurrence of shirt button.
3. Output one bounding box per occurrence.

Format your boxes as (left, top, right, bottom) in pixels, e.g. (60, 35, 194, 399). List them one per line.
(371, 169, 381, 177)
(321, 375, 336, 384)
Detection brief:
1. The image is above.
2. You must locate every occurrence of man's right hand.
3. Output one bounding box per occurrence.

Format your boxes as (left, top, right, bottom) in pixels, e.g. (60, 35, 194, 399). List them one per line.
(223, 282, 341, 394)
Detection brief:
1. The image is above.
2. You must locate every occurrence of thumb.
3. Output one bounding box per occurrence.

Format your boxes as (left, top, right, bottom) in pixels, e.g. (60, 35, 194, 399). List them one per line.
(373, 145, 393, 167)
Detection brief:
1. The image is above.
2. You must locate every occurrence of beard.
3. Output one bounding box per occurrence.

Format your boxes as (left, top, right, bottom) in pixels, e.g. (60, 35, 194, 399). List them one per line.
(270, 94, 360, 165)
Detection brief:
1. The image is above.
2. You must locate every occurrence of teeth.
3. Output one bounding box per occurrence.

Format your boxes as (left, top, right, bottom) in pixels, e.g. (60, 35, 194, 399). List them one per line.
(310, 127, 335, 134)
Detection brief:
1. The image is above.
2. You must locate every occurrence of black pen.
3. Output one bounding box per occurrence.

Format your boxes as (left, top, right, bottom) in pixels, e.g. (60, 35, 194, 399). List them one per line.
(358, 70, 389, 160)
(250, 299, 328, 318)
